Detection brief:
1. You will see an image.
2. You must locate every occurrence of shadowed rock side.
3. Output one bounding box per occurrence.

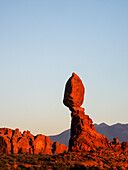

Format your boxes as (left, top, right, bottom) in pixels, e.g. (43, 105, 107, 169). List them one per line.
(0, 128, 68, 154)
(63, 73, 128, 152)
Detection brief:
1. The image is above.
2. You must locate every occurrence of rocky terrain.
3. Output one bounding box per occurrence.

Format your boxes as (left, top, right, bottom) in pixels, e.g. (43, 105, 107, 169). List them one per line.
(0, 148, 128, 169)
(0, 128, 68, 155)
(0, 72, 128, 169)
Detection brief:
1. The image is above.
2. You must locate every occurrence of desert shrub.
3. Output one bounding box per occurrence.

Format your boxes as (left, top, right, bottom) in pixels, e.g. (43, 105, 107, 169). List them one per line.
(16, 167, 22, 170)
(86, 165, 102, 170)
(121, 151, 126, 155)
(27, 167, 36, 170)
(87, 156, 96, 161)
(53, 161, 68, 170)
(0, 160, 9, 170)
(27, 167, 34, 170)
(40, 164, 49, 170)
(116, 166, 125, 170)
(70, 164, 86, 170)
(18, 164, 28, 170)
(90, 149, 96, 153)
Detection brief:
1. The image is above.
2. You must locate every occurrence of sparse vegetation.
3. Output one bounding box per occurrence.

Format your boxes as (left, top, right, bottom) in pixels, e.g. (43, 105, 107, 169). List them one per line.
(0, 149, 128, 170)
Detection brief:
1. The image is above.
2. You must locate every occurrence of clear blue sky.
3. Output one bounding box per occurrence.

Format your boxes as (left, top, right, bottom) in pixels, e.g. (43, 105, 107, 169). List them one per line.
(0, 0, 128, 135)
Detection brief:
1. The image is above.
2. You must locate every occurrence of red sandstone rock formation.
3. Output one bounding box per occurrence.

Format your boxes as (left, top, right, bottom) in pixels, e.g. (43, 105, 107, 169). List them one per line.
(112, 137, 120, 145)
(69, 108, 111, 151)
(0, 128, 68, 154)
(0, 134, 11, 153)
(32, 135, 52, 154)
(121, 142, 128, 152)
(63, 73, 113, 152)
(63, 72, 85, 109)
(52, 141, 68, 154)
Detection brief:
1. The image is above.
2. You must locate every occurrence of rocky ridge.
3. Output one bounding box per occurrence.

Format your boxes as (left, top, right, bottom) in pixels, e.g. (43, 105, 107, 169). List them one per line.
(0, 128, 68, 154)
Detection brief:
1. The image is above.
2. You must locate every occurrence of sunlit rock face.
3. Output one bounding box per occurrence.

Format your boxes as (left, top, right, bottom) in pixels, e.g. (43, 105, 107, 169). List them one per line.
(0, 128, 68, 154)
(63, 72, 85, 109)
(63, 73, 112, 151)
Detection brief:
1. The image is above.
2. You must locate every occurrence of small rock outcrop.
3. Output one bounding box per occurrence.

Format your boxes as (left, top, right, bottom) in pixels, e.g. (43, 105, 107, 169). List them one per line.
(52, 141, 68, 154)
(121, 142, 128, 152)
(0, 128, 68, 154)
(112, 137, 120, 145)
(63, 73, 112, 151)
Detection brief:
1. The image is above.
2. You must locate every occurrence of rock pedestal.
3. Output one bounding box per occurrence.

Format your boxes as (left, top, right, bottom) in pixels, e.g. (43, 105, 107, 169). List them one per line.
(63, 73, 112, 152)
(69, 107, 111, 151)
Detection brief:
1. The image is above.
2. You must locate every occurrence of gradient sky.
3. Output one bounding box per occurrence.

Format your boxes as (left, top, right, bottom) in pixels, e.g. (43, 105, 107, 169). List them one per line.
(0, 0, 128, 135)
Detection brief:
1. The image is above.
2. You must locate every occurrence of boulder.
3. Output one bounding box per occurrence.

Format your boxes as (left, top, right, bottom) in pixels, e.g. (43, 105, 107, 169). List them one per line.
(63, 73, 85, 109)
(52, 141, 68, 154)
(32, 135, 52, 154)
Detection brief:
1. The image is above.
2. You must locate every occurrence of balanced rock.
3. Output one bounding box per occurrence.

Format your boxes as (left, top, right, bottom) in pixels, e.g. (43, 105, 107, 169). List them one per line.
(63, 73, 85, 109)
(63, 73, 112, 152)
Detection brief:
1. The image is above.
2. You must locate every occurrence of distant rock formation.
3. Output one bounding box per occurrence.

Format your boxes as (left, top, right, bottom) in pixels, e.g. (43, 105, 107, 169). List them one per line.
(63, 73, 112, 151)
(0, 128, 68, 154)
(112, 137, 120, 145)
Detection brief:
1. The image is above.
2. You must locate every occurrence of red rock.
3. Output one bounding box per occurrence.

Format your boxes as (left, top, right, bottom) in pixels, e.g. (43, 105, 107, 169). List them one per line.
(53, 141, 68, 154)
(0, 134, 11, 153)
(14, 128, 21, 135)
(69, 109, 111, 151)
(63, 73, 85, 109)
(12, 136, 30, 154)
(112, 137, 120, 145)
(0, 128, 13, 139)
(63, 73, 112, 152)
(32, 135, 52, 154)
(23, 130, 34, 146)
(0, 127, 68, 154)
(121, 142, 128, 152)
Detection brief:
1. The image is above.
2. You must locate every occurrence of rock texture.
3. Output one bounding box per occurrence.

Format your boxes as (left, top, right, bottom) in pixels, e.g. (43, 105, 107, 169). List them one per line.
(0, 128, 68, 154)
(121, 142, 128, 152)
(63, 72, 85, 109)
(63, 73, 127, 152)
(69, 108, 111, 151)
(112, 137, 120, 145)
